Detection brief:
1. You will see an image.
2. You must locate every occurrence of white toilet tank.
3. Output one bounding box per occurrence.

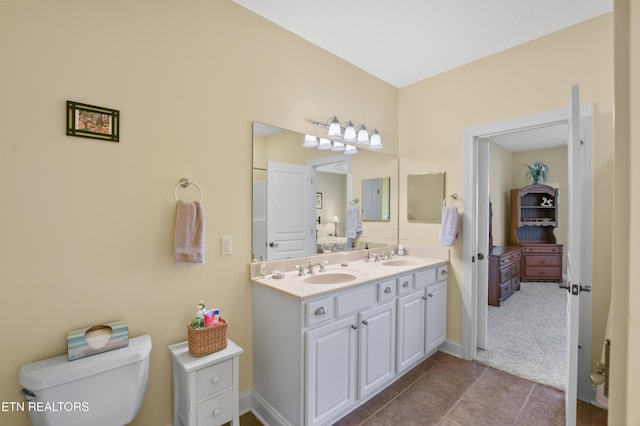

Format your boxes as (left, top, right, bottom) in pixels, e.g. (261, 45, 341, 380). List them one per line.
(19, 334, 152, 426)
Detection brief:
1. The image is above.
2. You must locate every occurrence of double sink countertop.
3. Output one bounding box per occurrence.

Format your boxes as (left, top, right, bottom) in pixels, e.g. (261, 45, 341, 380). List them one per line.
(250, 247, 449, 300)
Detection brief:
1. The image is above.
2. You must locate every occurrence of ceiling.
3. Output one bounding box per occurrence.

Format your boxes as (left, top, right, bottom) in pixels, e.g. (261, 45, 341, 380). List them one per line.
(232, 0, 612, 88)
(243, 1, 610, 151)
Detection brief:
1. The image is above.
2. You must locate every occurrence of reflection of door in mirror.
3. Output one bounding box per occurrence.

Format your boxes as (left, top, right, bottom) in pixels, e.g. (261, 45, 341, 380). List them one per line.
(407, 172, 445, 223)
(362, 177, 390, 221)
(266, 161, 317, 260)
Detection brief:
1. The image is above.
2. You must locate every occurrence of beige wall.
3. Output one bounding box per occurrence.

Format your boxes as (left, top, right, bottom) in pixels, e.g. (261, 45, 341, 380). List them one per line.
(611, 0, 638, 424)
(2, 1, 634, 425)
(488, 141, 515, 247)
(0, 2, 397, 425)
(398, 14, 613, 381)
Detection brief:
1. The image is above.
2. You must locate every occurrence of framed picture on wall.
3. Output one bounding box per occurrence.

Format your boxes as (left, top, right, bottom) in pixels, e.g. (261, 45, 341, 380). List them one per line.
(66, 101, 119, 142)
(316, 193, 323, 209)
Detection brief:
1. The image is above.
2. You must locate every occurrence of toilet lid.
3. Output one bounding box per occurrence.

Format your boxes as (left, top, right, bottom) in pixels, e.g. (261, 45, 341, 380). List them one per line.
(19, 335, 151, 391)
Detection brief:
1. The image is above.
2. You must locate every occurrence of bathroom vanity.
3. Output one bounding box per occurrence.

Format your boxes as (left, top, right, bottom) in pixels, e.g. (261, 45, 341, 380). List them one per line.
(251, 253, 448, 426)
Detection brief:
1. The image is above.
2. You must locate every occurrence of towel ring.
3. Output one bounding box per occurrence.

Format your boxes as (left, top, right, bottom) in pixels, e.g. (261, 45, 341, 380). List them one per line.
(174, 178, 203, 202)
(443, 193, 464, 210)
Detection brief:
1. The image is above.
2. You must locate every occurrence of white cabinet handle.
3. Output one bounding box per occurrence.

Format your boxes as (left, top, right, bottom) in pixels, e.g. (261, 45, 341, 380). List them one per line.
(384, 286, 392, 293)
(403, 281, 410, 287)
(213, 408, 222, 416)
(211, 376, 220, 384)
(315, 306, 328, 316)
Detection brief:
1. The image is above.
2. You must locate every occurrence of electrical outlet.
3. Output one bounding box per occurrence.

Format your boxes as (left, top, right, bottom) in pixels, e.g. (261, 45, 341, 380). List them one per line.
(221, 236, 232, 256)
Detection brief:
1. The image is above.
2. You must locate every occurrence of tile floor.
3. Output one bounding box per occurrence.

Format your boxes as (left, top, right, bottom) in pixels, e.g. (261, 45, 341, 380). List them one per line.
(232, 351, 607, 426)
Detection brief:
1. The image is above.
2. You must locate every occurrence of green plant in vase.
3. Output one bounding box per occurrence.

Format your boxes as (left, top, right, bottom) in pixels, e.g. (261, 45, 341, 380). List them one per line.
(524, 161, 548, 184)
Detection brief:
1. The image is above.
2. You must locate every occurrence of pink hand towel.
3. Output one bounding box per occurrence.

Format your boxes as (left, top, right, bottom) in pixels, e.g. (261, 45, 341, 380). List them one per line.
(174, 200, 205, 265)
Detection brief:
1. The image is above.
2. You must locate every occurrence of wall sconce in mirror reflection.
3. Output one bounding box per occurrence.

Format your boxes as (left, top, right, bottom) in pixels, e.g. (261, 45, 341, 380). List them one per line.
(332, 215, 340, 236)
(407, 172, 446, 223)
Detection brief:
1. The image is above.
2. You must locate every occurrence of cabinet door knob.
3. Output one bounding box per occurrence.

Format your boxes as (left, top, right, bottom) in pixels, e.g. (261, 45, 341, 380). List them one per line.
(351, 324, 358, 330)
(212, 376, 221, 384)
(384, 286, 392, 293)
(362, 320, 369, 325)
(403, 281, 410, 288)
(213, 408, 222, 416)
(440, 269, 447, 276)
(314, 306, 328, 316)
(428, 293, 433, 298)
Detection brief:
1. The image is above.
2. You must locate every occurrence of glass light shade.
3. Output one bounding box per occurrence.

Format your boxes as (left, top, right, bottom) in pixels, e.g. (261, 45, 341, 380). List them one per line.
(331, 141, 345, 151)
(357, 125, 369, 145)
(342, 121, 356, 143)
(327, 116, 342, 141)
(303, 134, 319, 147)
(317, 138, 332, 150)
(368, 129, 383, 149)
(344, 144, 358, 155)
(332, 215, 339, 223)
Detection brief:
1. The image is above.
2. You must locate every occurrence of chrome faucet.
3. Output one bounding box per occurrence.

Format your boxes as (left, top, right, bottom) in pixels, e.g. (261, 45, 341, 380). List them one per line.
(307, 260, 327, 274)
(381, 251, 394, 261)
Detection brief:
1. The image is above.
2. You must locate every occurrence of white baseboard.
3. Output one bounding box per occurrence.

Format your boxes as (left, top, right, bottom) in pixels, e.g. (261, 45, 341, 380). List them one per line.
(439, 339, 462, 358)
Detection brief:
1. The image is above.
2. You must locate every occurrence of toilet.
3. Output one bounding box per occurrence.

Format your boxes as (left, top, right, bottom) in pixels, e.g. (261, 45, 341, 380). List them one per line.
(19, 334, 152, 426)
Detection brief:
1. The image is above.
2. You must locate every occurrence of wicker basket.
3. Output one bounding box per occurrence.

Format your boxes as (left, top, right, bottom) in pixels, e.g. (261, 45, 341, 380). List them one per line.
(187, 318, 228, 357)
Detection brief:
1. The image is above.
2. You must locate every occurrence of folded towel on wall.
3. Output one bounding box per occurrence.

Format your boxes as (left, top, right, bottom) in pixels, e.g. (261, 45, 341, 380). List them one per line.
(439, 206, 458, 246)
(174, 200, 205, 265)
(345, 207, 362, 239)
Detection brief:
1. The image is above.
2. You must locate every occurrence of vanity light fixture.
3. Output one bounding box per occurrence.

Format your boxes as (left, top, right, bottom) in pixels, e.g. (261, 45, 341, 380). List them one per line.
(331, 141, 346, 152)
(344, 145, 358, 155)
(316, 138, 332, 150)
(309, 116, 383, 150)
(303, 134, 319, 147)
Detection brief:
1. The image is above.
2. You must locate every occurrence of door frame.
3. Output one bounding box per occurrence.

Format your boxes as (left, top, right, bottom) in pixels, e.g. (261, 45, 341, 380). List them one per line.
(461, 105, 594, 400)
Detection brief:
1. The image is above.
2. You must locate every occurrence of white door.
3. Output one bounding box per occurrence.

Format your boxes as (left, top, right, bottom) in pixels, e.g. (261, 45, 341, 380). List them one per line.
(306, 315, 358, 426)
(396, 291, 426, 373)
(426, 281, 448, 353)
(563, 85, 583, 425)
(476, 140, 490, 349)
(359, 301, 396, 399)
(266, 161, 316, 260)
(362, 178, 382, 220)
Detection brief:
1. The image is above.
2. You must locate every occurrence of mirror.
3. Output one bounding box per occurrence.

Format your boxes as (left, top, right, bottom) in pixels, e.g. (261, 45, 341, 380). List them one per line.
(362, 177, 390, 221)
(407, 172, 445, 223)
(253, 122, 398, 261)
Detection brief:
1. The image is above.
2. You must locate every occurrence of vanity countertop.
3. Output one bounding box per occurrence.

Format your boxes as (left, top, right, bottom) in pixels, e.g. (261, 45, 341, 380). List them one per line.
(251, 255, 447, 300)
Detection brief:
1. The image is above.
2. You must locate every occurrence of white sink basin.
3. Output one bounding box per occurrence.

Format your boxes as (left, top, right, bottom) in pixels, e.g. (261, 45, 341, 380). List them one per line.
(302, 272, 360, 284)
(381, 259, 420, 267)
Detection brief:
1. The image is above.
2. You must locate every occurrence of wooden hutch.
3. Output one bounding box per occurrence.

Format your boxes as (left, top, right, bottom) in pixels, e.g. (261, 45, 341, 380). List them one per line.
(510, 184, 563, 282)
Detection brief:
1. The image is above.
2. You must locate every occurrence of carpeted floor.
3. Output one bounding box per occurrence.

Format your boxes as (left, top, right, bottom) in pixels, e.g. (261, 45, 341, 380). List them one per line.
(474, 281, 567, 390)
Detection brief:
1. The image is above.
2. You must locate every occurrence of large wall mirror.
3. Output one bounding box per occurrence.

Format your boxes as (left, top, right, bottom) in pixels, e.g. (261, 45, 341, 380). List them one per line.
(253, 122, 398, 261)
(407, 172, 445, 223)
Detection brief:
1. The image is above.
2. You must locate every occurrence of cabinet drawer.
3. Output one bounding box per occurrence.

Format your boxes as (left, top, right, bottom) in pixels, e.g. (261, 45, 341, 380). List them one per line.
(510, 276, 520, 293)
(499, 281, 511, 300)
(378, 279, 396, 301)
(499, 251, 521, 267)
(524, 255, 561, 267)
(396, 274, 414, 295)
(306, 297, 334, 327)
(196, 388, 233, 424)
(524, 266, 561, 279)
(414, 268, 436, 288)
(523, 245, 563, 254)
(196, 360, 233, 399)
(436, 265, 448, 282)
(336, 286, 377, 316)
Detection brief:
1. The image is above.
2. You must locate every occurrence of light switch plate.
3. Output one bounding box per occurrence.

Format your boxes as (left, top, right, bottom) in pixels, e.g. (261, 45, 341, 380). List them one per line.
(221, 236, 232, 255)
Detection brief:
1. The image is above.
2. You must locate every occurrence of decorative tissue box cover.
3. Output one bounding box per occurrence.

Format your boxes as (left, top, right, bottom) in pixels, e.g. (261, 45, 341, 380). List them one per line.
(67, 320, 129, 361)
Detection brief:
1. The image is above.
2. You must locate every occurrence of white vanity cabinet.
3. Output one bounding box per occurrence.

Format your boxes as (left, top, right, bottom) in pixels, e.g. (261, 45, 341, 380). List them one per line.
(397, 264, 448, 373)
(252, 261, 447, 426)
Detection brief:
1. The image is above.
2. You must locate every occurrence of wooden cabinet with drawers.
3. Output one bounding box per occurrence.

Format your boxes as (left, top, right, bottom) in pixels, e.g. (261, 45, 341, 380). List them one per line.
(521, 243, 563, 282)
(510, 184, 563, 283)
(488, 246, 521, 306)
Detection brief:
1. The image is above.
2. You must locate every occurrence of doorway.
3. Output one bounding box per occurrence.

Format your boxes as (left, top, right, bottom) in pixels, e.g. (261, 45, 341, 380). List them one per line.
(460, 106, 594, 400)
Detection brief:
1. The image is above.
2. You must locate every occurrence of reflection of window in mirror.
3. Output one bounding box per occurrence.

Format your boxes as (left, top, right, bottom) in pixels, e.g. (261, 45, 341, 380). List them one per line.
(407, 172, 445, 222)
(362, 177, 390, 221)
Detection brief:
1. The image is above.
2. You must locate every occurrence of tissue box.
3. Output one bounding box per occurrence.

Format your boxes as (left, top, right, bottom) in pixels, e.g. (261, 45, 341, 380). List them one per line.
(67, 320, 129, 361)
